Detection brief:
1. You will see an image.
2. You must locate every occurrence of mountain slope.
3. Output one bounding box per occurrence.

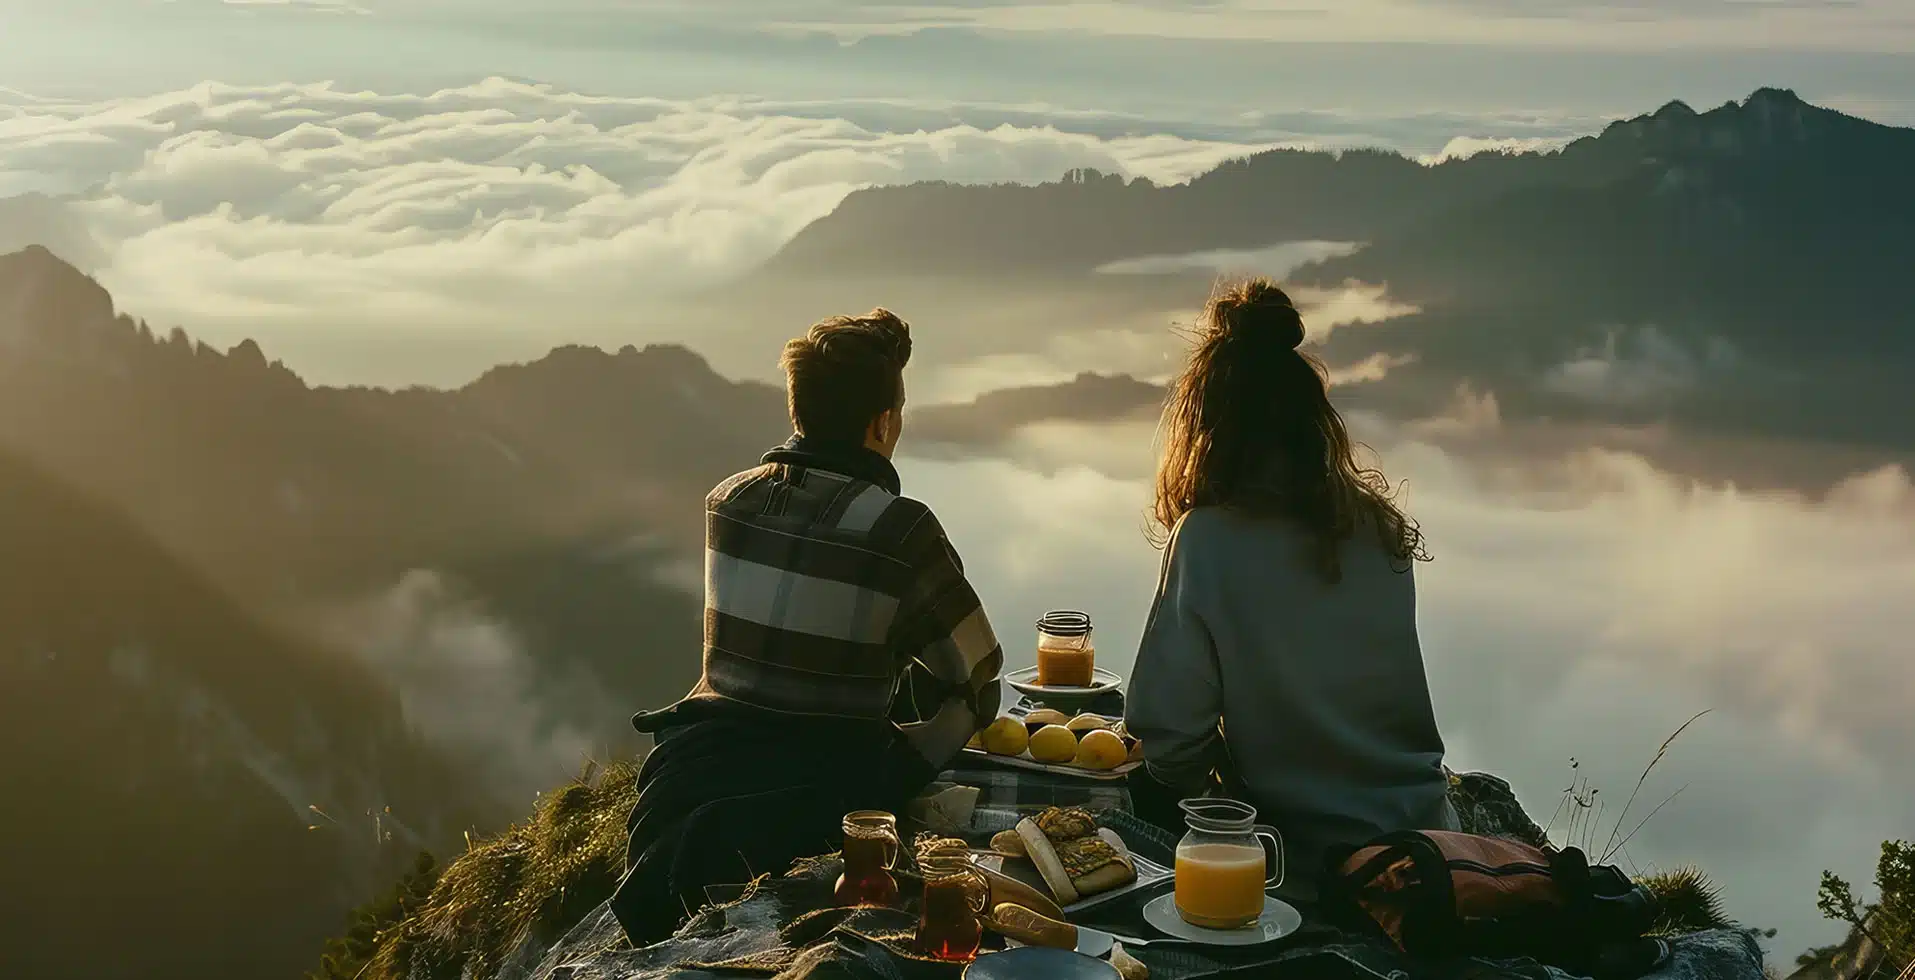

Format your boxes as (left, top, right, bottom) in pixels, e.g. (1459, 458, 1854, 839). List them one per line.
(0, 247, 798, 975)
(0, 247, 789, 754)
(0, 448, 475, 980)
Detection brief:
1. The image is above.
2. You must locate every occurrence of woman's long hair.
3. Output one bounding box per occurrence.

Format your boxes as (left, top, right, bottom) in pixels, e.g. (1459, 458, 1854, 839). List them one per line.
(1151, 278, 1429, 582)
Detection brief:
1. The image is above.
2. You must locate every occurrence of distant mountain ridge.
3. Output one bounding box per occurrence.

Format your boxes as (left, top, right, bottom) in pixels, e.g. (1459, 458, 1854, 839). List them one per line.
(910, 371, 1165, 447)
(762, 88, 1915, 465)
(0, 245, 784, 595)
(767, 87, 1909, 281)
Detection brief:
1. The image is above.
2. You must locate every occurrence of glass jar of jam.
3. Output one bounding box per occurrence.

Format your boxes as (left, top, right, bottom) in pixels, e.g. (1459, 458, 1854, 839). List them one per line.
(1035, 610, 1095, 688)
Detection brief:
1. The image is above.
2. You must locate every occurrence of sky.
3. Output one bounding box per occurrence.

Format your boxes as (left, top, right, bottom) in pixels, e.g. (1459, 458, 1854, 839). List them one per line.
(4, 0, 1915, 120)
(5, 0, 1913, 963)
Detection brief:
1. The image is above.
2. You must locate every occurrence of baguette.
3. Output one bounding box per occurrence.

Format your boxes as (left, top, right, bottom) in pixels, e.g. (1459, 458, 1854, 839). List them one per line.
(1014, 817, 1079, 905)
(976, 864, 1066, 921)
(987, 903, 1078, 950)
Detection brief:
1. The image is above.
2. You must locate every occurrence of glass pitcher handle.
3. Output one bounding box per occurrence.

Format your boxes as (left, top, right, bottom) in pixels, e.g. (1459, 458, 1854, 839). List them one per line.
(1253, 824, 1285, 889)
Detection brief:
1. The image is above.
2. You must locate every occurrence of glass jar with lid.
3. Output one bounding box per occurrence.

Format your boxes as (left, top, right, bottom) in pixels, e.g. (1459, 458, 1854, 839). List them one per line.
(1035, 609, 1095, 687)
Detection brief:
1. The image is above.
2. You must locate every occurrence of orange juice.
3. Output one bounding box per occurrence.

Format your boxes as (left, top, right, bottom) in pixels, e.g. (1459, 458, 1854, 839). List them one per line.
(1174, 842, 1267, 929)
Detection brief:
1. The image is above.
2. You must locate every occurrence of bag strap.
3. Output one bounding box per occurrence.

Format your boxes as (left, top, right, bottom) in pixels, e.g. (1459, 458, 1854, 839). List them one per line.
(1351, 831, 1459, 956)
(1320, 842, 1393, 942)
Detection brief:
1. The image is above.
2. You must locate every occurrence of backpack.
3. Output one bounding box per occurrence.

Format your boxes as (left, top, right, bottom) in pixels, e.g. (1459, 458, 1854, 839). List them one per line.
(1323, 831, 1673, 980)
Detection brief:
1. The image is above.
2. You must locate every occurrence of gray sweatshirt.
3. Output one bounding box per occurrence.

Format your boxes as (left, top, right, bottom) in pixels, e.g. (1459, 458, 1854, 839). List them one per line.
(1125, 506, 1454, 875)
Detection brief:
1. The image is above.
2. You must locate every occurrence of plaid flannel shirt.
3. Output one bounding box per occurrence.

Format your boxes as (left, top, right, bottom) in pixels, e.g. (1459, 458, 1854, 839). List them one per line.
(686, 456, 1004, 766)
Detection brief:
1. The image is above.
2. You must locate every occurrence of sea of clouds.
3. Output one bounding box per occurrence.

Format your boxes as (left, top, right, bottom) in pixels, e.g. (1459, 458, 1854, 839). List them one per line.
(0, 78, 1275, 326)
(0, 76, 1600, 389)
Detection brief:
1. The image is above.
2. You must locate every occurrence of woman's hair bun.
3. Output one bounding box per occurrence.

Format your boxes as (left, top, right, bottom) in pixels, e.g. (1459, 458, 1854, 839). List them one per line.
(1211, 279, 1305, 350)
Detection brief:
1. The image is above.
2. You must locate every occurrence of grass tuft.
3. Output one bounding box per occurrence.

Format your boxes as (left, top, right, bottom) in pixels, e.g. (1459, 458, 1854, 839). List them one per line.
(1545, 710, 1709, 869)
(328, 757, 639, 980)
(1639, 865, 1735, 936)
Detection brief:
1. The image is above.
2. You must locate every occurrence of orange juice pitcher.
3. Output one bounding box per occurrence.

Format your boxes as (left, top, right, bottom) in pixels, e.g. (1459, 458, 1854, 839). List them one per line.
(1173, 798, 1285, 930)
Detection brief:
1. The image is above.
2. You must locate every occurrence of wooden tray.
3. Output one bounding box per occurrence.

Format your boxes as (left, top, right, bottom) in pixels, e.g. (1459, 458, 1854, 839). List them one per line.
(958, 746, 1142, 781)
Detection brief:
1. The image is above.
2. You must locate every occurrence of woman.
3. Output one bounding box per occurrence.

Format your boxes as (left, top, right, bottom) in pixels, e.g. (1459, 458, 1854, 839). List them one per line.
(1125, 278, 1456, 883)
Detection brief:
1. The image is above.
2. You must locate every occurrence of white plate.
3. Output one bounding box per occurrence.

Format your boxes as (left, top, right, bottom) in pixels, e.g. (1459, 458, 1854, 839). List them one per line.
(1005, 666, 1123, 700)
(1141, 892, 1302, 946)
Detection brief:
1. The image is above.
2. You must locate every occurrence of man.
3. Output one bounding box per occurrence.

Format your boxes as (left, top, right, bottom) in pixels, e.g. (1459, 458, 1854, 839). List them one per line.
(611, 308, 1004, 945)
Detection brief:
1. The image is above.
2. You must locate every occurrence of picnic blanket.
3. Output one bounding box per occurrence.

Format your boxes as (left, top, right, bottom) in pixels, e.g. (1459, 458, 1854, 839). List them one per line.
(500, 772, 1766, 980)
(932, 761, 1133, 815)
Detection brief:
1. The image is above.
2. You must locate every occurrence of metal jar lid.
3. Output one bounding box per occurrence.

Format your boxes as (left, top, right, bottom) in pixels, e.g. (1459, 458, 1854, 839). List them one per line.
(1035, 610, 1093, 637)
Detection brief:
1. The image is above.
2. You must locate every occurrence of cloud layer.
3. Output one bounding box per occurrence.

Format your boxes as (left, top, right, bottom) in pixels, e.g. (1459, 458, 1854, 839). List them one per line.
(324, 570, 614, 805)
(900, 421, 1915, 958)
(0, 78, 1272, 333)
(740, 0, 1915, 50)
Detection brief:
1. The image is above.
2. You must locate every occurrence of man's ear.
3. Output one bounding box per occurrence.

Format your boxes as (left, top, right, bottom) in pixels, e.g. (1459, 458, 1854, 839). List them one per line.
(866, 408, 893, 447)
